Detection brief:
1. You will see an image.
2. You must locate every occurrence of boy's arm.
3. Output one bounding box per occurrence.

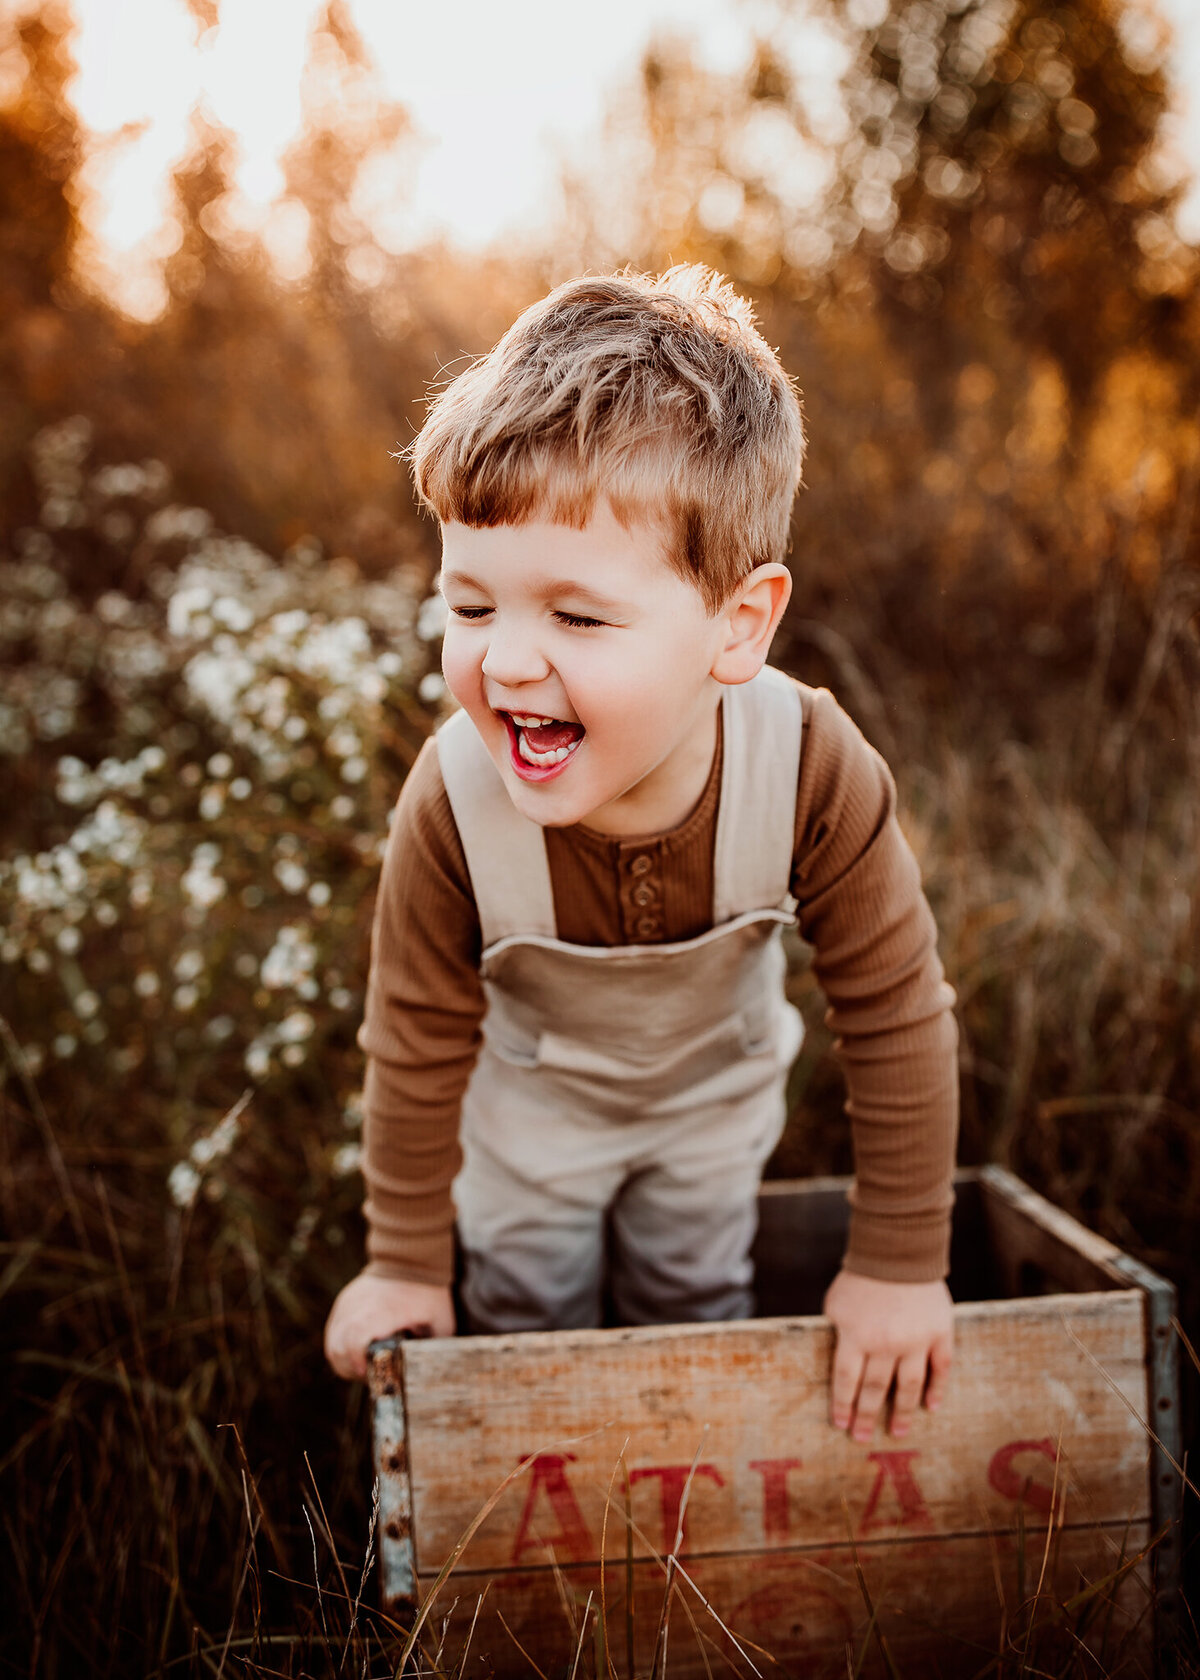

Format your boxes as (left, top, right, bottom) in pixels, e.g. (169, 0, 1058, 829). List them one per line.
(326, 738, 485, 1378)
(792, 687, 959, 1438)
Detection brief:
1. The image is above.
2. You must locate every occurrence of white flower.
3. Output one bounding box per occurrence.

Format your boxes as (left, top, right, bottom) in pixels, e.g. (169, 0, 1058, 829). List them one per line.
(278, 1009, 314, 1042)
(326, 725, 361, 759)
(294, 618, 371, 683)
(332, 1142, 362, 1178)
(268, 609, 309, 640)
(133, 970, 159, 997)
(211, 595, 254, 632)
(168, 1161, 201, 1208)
(206, 752, 233, 778)
(340, 755, 368, 783)
(190, 1133, 219, 1166)
(245, 1039, 272, 1079)
(146, 505, 212, 545)
(56, 926, 81, 954)
(416, 594, 447, 641)
(306, 881, 331, 907)
(74, 990, 100, 1019)
(181, 846, 226, 912)
(174, 948, 205, 981)
(418, 672, 446, 703)
(92, 462, 147, 499)
(184, 648, 257, 723)
(274, 859, 308, 894)
(167, 584, 213, 638)
(260, 924, 317, 990)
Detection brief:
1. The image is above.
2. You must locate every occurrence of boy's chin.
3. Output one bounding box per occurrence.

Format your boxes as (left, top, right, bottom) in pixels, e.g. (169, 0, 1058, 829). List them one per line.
(499, 767, 594, 829)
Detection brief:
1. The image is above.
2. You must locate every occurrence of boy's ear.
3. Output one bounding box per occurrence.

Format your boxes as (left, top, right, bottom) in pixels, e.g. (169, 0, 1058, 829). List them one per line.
(710, 563, 792, 685)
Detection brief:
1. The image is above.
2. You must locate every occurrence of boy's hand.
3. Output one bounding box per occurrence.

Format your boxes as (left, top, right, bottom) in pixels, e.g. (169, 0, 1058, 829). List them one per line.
(822, 1269, 953, 1444)
(324, 1275, 455, 1381)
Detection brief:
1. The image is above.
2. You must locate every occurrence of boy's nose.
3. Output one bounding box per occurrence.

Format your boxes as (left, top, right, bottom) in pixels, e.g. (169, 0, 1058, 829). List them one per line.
(480, 622, 551, 688)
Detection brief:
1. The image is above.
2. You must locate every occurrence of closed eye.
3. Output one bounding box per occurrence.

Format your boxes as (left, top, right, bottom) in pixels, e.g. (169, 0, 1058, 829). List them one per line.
(448, 605, 492, 620)
(554, 611, 606, 629)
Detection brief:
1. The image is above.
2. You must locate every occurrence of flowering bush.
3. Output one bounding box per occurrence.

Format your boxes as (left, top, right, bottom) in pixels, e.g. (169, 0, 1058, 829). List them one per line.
(0, 416, 447, 1215)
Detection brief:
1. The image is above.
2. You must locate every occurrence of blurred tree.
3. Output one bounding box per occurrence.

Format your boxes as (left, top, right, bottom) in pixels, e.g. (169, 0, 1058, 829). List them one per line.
(0, 1, 535, 577)
(568, 0, 1199, 651)
(832, 0, 1195, 409)
(0, 8, 90, 487)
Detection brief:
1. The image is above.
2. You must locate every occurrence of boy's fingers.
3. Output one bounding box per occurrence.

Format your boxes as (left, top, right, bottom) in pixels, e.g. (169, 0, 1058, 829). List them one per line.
(888, 1351, 928, 1438)
(923, 1331, 954, 1413)
(830, 1341, 865, 1431)
(851, 1352, 895, 1443)
(324, 1315, 369, 1382)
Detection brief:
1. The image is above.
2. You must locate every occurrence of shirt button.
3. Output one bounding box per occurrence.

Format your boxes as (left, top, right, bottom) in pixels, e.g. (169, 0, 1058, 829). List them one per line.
(632, 882, 656, 907)
(630, 854, 653, 876)
(636, 916, 661, 938)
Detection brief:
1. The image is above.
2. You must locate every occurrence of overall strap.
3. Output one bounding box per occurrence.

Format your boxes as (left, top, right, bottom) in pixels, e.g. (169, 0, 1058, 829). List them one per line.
(713, 665, 802, 922)
(435, 710, 557, 948)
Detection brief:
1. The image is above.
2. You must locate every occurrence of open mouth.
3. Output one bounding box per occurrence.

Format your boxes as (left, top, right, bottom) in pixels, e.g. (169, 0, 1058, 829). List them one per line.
(499, 712, 586, 780)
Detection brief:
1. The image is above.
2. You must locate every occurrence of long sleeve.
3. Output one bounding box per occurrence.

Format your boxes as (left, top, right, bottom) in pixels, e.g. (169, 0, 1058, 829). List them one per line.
(357, 737, 484, 1284)
(791, 689, 959, 1282)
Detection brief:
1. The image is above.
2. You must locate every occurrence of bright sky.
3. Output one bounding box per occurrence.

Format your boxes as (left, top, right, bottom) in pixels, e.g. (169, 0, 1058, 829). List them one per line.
(58, 0, 1200, 318)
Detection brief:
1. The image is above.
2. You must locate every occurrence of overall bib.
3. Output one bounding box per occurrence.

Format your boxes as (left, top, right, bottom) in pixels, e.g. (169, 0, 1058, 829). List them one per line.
(436, 665, 805, 1333)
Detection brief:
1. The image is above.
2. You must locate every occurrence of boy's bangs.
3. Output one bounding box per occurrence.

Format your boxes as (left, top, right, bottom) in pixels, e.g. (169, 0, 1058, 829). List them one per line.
(425, 436, 683, 544)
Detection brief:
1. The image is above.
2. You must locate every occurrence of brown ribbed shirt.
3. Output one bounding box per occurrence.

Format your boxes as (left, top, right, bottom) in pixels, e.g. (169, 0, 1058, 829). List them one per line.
(358, 681, 959, 1288)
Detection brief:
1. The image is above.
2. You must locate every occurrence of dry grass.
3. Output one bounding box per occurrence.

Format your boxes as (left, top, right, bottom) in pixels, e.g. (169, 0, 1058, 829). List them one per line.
(2, 509, 1197, 1680)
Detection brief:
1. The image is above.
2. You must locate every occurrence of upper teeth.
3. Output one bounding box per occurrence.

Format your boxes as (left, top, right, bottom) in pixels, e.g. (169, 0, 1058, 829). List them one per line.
(511, 714, 557, 727)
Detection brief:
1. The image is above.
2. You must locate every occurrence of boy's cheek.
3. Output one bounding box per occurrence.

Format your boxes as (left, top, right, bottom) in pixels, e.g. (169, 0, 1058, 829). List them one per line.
(439, 643, 477, 712)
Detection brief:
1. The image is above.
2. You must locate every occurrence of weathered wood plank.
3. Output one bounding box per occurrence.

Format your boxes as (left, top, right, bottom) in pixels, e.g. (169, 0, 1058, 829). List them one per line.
(403, 1293, 1150, 1574)
(976, 1165, 1132, 1297)
(414, 1523, 1154, 1680)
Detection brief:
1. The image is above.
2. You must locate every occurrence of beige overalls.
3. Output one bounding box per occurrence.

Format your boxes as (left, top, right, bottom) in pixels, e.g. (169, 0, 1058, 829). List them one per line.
(436, 664, 805, 1334)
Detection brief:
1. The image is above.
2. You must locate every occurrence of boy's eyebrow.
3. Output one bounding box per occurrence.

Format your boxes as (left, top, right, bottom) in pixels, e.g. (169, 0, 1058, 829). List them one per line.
(536, 578, 629, 612)
(440, 570, 629, 613)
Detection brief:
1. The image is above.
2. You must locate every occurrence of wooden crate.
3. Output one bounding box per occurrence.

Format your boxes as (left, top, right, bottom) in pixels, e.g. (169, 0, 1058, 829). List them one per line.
(368, 1167, 1182, 1677)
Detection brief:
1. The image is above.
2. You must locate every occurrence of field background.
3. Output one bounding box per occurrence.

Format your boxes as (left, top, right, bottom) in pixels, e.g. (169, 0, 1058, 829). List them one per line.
(1, 1, 1197, 1675)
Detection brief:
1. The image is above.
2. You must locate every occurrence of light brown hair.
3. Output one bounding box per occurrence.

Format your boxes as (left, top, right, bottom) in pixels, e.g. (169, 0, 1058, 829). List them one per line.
(409, 266, 805, 613)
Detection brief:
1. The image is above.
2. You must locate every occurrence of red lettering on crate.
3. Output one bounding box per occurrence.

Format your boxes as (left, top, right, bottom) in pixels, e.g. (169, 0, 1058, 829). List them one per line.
(748, 1458, 803, 1541)
(629, 1464, 726, 1553)
(859, 1451, 932, 1534)
(511, 1453, 591, 1565)
(987, 1438, 1059, 1514)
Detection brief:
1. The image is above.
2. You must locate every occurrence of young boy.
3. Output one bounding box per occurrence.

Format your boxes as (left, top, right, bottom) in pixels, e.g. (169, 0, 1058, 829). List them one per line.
(325, 267, 958, 1445)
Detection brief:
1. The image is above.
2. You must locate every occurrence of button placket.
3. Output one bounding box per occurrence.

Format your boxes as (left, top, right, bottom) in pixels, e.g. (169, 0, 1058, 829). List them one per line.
(619, 845, 664, 941)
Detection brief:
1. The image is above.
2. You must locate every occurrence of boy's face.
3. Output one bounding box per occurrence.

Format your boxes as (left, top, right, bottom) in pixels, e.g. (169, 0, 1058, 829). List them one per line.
(438, 503, 731, 833)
